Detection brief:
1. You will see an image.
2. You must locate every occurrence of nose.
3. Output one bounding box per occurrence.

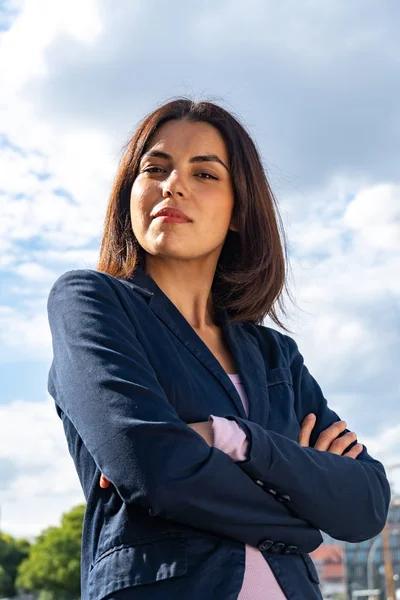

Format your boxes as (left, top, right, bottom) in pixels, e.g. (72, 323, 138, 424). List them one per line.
(162, 169, 187, 198)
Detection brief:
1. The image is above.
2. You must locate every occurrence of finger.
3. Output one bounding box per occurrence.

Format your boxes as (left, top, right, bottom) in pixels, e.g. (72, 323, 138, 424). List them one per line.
(344, 443, 364, 460)
(100, 474, 110, 488)
(314, 420, 347, 451)
(327, 431, 358, 456)
(298, 413, 316, 447)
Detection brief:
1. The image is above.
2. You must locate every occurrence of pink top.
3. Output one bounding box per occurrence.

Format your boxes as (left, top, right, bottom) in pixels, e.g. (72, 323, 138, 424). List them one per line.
(209, 373, 286, 600)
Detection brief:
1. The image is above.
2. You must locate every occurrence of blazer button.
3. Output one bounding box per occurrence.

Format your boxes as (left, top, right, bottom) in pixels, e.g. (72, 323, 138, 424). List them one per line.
(283, 545, 298, 554)
(267, 488, 277, 496)
(277, 494, 291, 503)
(258, 539, 274, 551)
(256, 479, 265, 487)
(270, 542, 286, 554)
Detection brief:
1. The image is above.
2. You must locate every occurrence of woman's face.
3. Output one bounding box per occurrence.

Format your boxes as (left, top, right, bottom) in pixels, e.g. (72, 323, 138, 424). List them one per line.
(130, 118, 237, 268)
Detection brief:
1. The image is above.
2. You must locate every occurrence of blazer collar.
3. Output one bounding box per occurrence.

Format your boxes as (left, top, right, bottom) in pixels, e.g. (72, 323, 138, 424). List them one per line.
(127, 267, 270, 424)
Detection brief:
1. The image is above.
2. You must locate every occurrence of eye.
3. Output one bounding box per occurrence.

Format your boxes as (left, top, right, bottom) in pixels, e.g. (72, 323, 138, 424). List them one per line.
(143, 166, 165, 174)
(196, 172, 218, 180)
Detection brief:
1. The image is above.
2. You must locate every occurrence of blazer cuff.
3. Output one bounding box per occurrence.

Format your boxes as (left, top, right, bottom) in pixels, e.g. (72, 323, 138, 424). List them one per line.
(208, 415, 249, 461)
(221, 415, 259, 473)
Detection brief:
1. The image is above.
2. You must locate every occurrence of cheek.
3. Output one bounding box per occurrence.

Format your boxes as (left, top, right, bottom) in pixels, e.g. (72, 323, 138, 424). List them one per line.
(207, 196, 235, 228)
(131, 179, 146, 205)
(130, 193, 151, 240)
(130, 180, 155, 218)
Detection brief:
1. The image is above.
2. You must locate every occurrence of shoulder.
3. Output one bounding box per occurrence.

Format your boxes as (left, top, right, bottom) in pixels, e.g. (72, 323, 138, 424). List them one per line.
(239, 321, 297, 366)
(47, 269, 114, 305)
(47, 269, 148, 311)
(49, 268, 109, 290)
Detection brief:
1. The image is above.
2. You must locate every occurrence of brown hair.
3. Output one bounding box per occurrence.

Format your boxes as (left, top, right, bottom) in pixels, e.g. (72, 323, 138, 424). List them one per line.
(97, 97, 293, 331)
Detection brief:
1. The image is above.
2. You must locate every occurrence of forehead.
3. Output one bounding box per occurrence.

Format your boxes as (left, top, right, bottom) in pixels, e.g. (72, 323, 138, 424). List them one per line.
(146, 119, 228, 160)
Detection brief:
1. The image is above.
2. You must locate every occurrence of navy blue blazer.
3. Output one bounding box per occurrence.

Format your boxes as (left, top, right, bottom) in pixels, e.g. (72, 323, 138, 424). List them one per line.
(47, 267, 391, 600)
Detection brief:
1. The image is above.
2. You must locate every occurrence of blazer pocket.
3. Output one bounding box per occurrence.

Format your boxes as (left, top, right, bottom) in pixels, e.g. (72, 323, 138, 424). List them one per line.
(301, 553, 320, 584)
(88, 532, 188, 600)
(267, 367, 293, 387)
(266, 367, 300, 440)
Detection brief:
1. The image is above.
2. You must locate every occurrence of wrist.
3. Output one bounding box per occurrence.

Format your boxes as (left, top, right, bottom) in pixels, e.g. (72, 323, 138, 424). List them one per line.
(209, 415, 249, 461)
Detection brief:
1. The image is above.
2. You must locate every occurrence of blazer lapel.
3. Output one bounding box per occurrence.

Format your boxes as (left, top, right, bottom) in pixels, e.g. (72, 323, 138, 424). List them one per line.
(220, 313, 270, 425)
(128, 267, 270, 424)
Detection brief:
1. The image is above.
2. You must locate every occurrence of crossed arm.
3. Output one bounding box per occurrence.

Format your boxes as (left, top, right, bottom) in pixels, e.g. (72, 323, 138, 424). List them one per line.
(100, 414, 362, 487)
(184, 401, 390, 543)
(101, 360, 390, 544)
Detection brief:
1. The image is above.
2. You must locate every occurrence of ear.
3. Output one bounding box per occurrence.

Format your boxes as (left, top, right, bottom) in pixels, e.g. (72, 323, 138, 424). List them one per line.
(229, 216, 239, 233)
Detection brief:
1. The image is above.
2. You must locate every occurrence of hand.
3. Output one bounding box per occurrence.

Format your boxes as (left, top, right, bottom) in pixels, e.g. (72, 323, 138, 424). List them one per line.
(299, 413, 363, 459)
(100, 474, 110, 488)
(99, 420, 214, 489)
(187, 420, 214, 447)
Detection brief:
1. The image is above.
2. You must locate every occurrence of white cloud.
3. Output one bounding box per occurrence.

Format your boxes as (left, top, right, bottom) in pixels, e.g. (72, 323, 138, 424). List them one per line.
(0, 0, 102, 92)
(0, 131, 114, 261)
(33, 248, 100, 267)
(344, 183, 400, 253)
(14, 262, 57, 282)
(0, 0, 115, 274)
(0, 395, 85, 539)
(0, 305, 51, 361)
(0, 0, 25, 31)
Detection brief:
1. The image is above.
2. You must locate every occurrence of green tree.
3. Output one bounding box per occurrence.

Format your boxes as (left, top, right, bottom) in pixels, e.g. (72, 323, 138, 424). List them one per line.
(16, 503, 85, 600)
(0, 532, 30, 597)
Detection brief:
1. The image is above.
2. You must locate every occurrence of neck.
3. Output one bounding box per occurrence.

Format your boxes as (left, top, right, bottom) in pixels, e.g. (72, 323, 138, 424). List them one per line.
(143, 258, 219, 332)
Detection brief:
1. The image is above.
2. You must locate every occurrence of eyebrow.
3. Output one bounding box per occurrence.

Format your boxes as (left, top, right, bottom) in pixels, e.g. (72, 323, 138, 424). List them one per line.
(140, 150, 229, 172)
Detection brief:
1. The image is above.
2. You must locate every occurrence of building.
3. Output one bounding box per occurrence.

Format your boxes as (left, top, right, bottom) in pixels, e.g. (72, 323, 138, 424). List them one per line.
(344, 497, 400, 599)
(311, 543, 346, 599)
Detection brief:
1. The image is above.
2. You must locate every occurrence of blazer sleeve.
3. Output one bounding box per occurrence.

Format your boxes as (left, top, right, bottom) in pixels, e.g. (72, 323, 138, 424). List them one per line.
(223, 333, 391, 543)
(47, 269, 323, 553)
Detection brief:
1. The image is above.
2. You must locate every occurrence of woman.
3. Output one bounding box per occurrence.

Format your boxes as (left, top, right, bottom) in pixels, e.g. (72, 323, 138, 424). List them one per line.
(47, 98, 390, 600)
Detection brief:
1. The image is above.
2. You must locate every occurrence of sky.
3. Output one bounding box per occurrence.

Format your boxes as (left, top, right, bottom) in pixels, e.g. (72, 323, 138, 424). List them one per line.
(0, 0, 399, 540)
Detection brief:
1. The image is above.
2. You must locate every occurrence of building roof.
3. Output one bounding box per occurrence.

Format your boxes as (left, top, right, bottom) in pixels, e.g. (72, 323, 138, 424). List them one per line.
(311, 544, 345, 582)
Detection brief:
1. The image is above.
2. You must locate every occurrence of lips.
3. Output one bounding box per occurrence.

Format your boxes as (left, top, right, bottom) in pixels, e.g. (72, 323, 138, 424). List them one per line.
(152, 207, 191, 222)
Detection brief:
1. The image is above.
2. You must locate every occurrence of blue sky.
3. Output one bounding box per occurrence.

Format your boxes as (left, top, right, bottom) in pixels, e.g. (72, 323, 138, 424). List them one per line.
(0, 0, 399, 539)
